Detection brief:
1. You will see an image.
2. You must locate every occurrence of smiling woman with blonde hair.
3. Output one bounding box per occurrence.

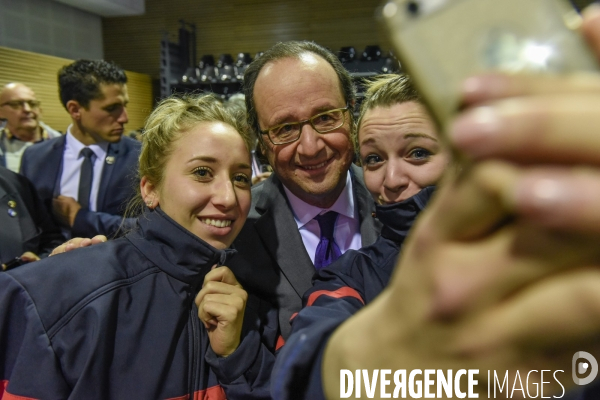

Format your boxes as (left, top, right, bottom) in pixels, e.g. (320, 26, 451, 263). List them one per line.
(0, 94, 276, 399)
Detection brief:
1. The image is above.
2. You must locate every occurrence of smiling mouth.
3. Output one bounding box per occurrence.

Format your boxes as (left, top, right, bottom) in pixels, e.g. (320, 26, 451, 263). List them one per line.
(300, 159, 330, 171)
(200, 218, 232, 228)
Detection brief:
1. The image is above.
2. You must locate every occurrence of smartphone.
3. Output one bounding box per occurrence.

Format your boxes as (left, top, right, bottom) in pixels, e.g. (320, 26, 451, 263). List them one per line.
(2, 257, 25, 271)
(381, 0, 599, 132)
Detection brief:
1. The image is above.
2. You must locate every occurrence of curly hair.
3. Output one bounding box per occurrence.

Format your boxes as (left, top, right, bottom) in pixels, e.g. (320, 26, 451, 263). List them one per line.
(58, 59, 128, 108)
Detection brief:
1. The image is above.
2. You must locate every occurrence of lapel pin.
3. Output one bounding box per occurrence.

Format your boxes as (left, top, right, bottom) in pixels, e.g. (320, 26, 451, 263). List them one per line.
(8, 200, 16, 208)
(105, 156, 115, 165)
(8, 209, 17, 217)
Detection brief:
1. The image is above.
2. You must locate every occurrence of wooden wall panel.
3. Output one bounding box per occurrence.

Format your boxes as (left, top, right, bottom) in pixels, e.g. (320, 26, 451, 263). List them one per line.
(0, 46, 71, 132)
(0, 46, 153, 134)
(123, 71, 154, 132)
(102, 0, 389, 79)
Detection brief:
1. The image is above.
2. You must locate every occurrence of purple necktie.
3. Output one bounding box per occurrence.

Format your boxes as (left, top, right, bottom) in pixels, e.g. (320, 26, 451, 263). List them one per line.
(314, 212, 342, 269)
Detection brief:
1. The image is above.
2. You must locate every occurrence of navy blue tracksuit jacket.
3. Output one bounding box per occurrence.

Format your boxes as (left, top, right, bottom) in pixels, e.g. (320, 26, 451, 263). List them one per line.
(0, 208, 277, 399)
(271, 187, 435, 399)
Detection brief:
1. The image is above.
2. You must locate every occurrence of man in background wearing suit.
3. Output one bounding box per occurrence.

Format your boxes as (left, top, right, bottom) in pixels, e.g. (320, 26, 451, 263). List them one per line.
(20, 60, 140, 238)
(232, 41, 381, 340)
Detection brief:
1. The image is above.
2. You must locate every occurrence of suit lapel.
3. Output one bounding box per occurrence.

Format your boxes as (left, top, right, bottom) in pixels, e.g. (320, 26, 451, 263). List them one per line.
(49, 136, 66, 198)
(253, 175, 316, 298)
(97, 141, 121, 209)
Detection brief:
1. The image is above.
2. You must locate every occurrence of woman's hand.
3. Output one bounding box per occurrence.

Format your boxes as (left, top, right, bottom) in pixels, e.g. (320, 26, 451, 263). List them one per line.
(322, 6, 600, 398)
(195, 266, 248, 357)
(19, 251, 40, 263)
(49, 236, 107, 256)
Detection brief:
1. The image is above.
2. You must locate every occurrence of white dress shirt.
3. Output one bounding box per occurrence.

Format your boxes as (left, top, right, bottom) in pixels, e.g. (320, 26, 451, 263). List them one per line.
(283, 172, 362, 264)
(60, 126, 108, 212)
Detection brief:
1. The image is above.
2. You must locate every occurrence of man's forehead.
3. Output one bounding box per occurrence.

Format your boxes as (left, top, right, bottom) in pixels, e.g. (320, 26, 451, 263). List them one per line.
(255, 54, 343, 98)
(94, 83, 128, 102)
(259, 53, 329, 77)
(255, 55, 344, 120)
(0, 84, 36, 101)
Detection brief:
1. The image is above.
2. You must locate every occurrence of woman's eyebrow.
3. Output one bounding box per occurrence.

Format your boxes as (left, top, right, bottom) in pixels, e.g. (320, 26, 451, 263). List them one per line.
(187, 157, 252, 171)
(235, 162, 252, 170)
(403, 132, 439, 141)
(187, 156, 218, 164)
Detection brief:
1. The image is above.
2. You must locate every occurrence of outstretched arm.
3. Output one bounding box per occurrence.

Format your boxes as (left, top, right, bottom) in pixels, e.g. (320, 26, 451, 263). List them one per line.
(322, 6, 600, 398)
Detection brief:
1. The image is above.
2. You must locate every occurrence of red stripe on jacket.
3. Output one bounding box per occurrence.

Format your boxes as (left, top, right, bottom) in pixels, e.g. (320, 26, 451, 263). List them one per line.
(165, 385, 226, 400)
(275, 335, 285, 351)
(306, 287, 365, 307)
(1, 380, 39, 400)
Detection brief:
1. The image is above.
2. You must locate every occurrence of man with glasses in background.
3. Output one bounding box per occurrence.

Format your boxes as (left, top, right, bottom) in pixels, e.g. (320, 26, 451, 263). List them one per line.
(230, 41, 381, 340)
(0, 83, 61, 172)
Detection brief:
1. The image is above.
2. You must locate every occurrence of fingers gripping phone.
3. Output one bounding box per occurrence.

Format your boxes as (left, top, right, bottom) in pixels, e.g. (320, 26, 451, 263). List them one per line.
(381, 0, 599, 132)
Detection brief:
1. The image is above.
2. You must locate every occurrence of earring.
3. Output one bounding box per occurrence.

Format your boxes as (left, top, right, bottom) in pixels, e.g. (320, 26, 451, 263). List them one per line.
(146, 200, 153, 208)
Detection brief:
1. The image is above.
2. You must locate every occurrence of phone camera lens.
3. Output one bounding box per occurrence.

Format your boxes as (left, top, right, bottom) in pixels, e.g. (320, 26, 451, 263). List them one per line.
(407, 0, 419, 15)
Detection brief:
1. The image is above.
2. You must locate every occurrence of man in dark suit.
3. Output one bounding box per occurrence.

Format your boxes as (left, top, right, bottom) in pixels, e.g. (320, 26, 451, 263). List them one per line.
(20, 60, 140, 238)
(0, 166, 65, 269)
(232, 42, 381, 340)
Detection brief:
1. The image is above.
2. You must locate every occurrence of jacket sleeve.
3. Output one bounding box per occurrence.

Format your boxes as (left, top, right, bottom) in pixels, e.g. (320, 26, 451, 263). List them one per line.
(205, 295, 278, 400)
(20, 175, 65, 258)
(271, 251, 367, 400)
(0, 273, 70, 399)
(72, 210, 136, 238)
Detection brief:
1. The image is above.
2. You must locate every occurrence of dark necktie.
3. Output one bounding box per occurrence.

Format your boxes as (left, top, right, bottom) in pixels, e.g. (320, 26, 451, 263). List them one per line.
(78, 148, 95, 210)
(314, 211, 342, 269)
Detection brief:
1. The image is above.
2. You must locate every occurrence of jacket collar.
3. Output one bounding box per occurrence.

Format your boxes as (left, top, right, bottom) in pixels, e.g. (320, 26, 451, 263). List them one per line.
(1, 126, 51, 142)
(253, 164, 380, 244)
(376, 186, 435, 243)
(253, 172, 285, 216)
(127, 207, 236, 287)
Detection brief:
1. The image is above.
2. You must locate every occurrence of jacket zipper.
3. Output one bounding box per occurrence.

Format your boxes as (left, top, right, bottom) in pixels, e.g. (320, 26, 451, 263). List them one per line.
(189, 291, 198, 398)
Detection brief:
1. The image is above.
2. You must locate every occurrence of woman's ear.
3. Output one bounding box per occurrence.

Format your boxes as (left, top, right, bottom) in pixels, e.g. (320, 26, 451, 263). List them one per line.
(140, 176, 159, 209)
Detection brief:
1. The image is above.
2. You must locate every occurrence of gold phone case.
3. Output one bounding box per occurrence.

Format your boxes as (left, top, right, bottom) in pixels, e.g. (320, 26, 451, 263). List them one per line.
(382, 0, 599, 131)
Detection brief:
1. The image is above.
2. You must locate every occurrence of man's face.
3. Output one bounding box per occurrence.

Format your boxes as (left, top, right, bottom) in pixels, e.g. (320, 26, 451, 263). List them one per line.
(0, 84, 40, 136)
(78, 83, 129, 143)
(253, 54, 354, 208)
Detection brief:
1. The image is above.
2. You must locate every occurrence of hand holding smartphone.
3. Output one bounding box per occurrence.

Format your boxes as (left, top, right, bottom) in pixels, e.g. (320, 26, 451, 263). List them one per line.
(381, 0, 599, 133)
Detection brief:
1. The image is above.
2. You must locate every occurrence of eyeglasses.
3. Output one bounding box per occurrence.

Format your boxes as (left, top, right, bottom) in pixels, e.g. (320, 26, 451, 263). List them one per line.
(0, 100, 41, 110)
(260, 106, 350, 145)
